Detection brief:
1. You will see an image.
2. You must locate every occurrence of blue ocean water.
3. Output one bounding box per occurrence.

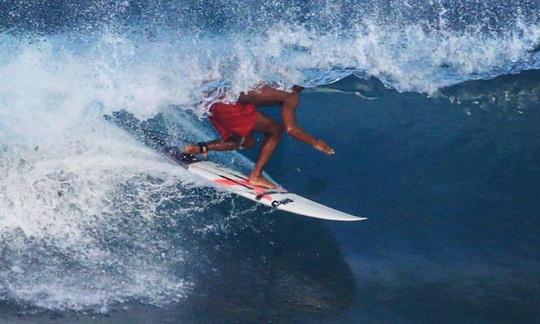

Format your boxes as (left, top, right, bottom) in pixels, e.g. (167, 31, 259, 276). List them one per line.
(1, 1, 539, 322)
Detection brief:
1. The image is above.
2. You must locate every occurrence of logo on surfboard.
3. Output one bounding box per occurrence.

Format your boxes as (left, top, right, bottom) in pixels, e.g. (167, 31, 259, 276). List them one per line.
(271, 198, 294, 208)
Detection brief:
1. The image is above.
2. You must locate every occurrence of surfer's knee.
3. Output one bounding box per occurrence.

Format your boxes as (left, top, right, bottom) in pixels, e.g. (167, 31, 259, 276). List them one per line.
(269, 122, 282, 139)
(241, 136, 256, 149)
(284, 91, 299, 106)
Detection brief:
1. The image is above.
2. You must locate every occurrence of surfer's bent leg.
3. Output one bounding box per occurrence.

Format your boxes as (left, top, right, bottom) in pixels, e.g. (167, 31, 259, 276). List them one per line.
(249, 111, 282, 189)
(206, 136, 256, 151)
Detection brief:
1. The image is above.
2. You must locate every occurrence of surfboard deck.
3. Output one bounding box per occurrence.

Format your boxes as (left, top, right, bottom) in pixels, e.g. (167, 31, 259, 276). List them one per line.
(105, 110, 366, 222)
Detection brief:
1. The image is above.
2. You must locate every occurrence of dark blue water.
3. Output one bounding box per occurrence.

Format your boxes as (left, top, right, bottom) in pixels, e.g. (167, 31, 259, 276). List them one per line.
(241, 73, 540, 322)
(1, 1, 540, 323)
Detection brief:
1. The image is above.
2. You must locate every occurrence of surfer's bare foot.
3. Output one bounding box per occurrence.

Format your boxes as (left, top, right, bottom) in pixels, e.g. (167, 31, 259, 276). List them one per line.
(248, 174, 277, 189)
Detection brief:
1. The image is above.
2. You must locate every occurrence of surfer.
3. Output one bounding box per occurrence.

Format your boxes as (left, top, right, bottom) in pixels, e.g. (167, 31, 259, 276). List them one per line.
(183, 85, 335, 189)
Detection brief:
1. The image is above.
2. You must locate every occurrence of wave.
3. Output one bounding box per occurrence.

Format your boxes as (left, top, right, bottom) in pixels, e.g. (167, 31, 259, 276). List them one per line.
(1, 0, 540, 313)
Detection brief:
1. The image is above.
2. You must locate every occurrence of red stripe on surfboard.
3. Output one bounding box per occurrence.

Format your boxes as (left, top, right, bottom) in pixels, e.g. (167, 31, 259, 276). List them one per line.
(213, 178, 274, 201)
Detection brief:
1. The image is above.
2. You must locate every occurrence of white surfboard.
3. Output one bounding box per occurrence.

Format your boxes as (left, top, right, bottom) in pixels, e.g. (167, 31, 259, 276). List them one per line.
(182, 159, 365, 222)
(106, 111, 366, 222)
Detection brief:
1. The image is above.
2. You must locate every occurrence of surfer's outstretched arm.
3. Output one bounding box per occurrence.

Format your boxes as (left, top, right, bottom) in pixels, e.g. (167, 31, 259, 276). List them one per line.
(281, 92, 335, 155)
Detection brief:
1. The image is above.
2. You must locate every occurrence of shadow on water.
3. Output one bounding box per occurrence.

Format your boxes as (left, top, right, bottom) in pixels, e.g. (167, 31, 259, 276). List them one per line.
(183, 210, 357, 322)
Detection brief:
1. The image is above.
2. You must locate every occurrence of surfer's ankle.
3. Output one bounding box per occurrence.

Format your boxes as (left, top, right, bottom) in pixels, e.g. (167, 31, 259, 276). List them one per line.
(183, 142, 208, 155)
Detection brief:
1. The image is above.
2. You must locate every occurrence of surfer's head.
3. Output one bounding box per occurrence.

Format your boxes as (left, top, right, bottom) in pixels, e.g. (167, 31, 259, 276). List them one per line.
(292, 85, 304, 93)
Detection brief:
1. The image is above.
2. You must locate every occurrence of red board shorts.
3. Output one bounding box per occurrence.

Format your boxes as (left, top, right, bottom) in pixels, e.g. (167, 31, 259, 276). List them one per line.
(209, 102, 258, 140)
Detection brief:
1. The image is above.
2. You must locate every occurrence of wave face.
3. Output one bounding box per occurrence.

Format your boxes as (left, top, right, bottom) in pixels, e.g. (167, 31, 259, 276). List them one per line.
(0, 0, 539, 316)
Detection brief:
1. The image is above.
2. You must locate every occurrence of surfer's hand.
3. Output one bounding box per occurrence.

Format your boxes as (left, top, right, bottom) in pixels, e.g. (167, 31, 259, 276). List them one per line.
(314, 139, 335, 155)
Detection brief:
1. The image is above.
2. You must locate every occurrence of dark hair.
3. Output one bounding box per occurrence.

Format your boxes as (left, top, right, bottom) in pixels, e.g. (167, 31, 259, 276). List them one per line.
(292, 85, 305, 93)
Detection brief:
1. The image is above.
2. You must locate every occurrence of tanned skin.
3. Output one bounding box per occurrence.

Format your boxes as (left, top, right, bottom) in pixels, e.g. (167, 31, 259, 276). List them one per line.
(183, 85, 334, 189)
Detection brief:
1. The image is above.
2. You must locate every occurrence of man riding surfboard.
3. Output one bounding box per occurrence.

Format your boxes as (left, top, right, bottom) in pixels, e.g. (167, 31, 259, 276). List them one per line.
(183, 85, 335, 189)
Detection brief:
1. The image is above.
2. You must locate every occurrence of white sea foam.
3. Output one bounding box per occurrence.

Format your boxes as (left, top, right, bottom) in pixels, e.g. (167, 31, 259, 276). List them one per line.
(0, 35, 209, 310)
